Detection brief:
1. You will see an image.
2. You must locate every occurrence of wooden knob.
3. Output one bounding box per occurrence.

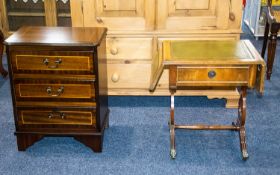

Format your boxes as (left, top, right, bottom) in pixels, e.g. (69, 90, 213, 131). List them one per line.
(110, 48, 118, 55)
(111, 73, 119, 82)
(96, 17, 103, 23)
(229, 12, 235, 21)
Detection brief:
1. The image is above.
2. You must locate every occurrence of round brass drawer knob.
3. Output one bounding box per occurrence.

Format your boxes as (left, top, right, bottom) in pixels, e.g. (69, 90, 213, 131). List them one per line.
(111, 73, 120, 82)
(208, 70, 216, 79)
(110, 48, 118, 55)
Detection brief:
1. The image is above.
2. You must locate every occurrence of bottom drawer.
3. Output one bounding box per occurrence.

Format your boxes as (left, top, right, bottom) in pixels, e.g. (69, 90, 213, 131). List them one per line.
(18, 109, 96, 127)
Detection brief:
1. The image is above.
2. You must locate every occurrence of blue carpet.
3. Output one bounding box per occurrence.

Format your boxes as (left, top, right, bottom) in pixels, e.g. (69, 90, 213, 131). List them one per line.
(0, 26, 280, 175)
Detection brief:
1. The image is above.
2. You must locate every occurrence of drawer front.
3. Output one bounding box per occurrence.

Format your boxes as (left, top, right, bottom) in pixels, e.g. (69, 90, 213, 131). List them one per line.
(18, 109, 96, 126)
(106, 37, 152, 59)
(107, 64, 151, 89)
(12, 51, 93, 73)
(15, 83, 95, 100)
(177, 66, 249, 85)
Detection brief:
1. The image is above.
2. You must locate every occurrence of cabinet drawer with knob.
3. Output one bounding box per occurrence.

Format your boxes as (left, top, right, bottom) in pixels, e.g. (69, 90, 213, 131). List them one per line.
(17, 109, 96, 127)
(107, 64, 151, 89)
(176, 66, 250, 86)
(106, 37, 153, 59)
(11, 51, 94, 73)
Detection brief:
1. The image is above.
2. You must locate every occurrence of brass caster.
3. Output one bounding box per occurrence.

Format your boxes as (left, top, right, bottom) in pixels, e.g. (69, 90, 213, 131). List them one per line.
(242, 150, 249, 160)
(170, 149, 176, 159)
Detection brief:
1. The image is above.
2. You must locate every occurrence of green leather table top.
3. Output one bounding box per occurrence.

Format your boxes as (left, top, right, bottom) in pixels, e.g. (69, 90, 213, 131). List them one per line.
(170, 40, 251, 60)
(163, 40, 264, 65)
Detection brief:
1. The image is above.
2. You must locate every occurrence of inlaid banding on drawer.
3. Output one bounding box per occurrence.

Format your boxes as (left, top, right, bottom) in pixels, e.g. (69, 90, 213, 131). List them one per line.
(15, 84, 95, 99)
(13, 54, 93, 72)
(177, 66, 249, 85)
(19, 110, 95, 126)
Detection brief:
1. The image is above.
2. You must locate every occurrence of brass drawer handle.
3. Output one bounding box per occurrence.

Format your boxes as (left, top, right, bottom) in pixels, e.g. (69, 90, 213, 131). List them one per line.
(46, 86, 64, 97)
(43, 58, 62, 69)
(208, 70, 216, 79)
(48, 112, 65, 119)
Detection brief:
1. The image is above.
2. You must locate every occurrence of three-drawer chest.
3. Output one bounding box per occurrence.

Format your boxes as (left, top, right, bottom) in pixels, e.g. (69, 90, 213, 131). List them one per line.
(5, 26, 109, 152)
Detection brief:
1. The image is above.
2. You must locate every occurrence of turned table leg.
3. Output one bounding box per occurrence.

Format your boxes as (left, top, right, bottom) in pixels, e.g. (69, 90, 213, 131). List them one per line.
(233, 87, 249, 160)
(261, 21, 270, 58)
(266, 26, 278, 80)
(169, 91, 176, 159)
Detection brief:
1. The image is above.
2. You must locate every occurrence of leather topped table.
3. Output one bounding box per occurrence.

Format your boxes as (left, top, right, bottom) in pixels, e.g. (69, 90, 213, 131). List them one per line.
(150, 40, 266, 160)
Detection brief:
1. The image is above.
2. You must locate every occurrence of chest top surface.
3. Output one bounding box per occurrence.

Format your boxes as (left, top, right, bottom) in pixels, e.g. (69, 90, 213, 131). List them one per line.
(163, 40, 265, 65)
(4, 26, 107, 47)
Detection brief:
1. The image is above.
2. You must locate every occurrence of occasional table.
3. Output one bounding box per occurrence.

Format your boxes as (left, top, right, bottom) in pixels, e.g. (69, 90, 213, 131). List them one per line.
(150, 40, 265, 160)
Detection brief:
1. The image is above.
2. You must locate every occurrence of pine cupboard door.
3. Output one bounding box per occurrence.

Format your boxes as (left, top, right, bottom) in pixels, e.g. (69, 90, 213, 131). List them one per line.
(72, 0, 155, 31)
(157, 0, 242, 31)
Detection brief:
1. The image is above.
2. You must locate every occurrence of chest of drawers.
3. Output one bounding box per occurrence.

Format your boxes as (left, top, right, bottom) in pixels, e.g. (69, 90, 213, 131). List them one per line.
(5, 26, 109, 152)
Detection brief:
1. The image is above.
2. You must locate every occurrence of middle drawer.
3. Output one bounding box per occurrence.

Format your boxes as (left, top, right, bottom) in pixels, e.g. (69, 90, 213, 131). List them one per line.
(15, 80, 95, 101)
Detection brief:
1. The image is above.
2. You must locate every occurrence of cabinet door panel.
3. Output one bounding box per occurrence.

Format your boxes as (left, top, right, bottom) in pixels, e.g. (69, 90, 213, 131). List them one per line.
(158, 0, 231, 30)
(103, 0, 136, 11)
(97, 0, 142, 17)
(78, 0, 154, 31)
(175, 0, 210, 10)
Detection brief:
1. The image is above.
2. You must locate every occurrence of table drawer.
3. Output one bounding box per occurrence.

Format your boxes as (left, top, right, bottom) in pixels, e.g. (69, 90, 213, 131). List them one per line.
(18, 109, 96, 126)
(106, 37, 152, 59)
(12, 51, 93, 73)
(177, 66, 249, 85)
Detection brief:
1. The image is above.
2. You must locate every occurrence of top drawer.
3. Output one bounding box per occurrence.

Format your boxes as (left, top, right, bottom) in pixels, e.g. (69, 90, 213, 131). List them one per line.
(106, 37, 153, 59)
(11, 51, 94, 74)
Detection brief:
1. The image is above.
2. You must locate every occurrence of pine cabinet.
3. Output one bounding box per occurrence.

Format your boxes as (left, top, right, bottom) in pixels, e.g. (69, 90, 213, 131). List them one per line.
(0, 0, 244, 108)
(70, 0, 243, 108)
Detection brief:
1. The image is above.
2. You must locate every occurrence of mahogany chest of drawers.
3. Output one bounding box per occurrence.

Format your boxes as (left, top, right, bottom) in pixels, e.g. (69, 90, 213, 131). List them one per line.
(5, 26, 109, 152)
